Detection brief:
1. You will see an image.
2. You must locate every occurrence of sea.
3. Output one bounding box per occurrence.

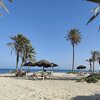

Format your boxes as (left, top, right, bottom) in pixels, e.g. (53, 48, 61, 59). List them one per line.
(0, 68, 80, 74)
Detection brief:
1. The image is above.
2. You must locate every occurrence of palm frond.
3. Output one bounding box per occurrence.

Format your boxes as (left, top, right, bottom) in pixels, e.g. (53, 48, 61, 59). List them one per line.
(98, 25, 100, 31)
(9, 0, 13, 3)
(0, 0, 9, 13)
(65, 28, 82, 45)
(7, 42, 16, 47)
(86, 12, 100, 25)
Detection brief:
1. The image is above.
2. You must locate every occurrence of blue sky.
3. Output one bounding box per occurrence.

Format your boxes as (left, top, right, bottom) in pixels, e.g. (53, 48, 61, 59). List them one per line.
(1, 0, 100, 70)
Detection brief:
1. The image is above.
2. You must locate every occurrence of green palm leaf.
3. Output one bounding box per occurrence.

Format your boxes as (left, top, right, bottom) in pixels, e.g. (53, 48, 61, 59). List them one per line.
(86, 12, 100, 25)
(0, 0, 13, 16)
(0, 0, 9, 13)
(98, 25, 100, 31)
(65, 28, 82, 45)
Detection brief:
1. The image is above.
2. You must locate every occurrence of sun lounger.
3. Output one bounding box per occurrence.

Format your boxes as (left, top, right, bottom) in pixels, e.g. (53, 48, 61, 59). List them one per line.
(27, 72, 44, 80)
(27, 71, 52, 80)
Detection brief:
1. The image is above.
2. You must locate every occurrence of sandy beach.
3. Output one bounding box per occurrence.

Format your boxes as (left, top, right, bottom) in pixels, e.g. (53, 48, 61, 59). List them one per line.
(1, 0, 100, 100)
(0, 73, 100, 100)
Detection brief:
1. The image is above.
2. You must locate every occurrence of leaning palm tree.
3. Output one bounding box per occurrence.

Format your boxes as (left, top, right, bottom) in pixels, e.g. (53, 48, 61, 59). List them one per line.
(65, 28, 82, 72)
(7, 34, 30, 71)
(25, 46, 36, 72)
(20, 44, 36, 71)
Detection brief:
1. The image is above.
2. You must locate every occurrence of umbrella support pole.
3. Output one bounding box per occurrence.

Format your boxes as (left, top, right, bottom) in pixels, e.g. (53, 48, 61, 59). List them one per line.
(43, 67, 44, 80)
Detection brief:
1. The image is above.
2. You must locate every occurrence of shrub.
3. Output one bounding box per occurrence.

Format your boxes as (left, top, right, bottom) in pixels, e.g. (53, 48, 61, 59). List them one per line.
(77, 73, 100, 83)
(88, 73, 100, 80)
(84, 77, 98, 83)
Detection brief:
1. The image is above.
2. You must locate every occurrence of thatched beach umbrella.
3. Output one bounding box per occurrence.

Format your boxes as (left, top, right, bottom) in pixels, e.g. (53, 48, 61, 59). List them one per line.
(51, 63, 58, 67)
(34, 60, 52, 79)
(51, 63, 58, 72)
(34, 60, 52, 70)
(77, 65, 86, 75)
(23, 62, 35, 66)
(77, 65, 86, 69)
(23, 62, 36, 72)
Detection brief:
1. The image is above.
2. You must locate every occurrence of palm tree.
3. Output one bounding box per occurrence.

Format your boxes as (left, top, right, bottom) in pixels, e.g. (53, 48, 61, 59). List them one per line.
(20, 44, 36, 71)
(91, 51, 97, 72)
(91, 50, 100, 72)
(86, 58, 93, 72)
(65, 28, 82, 72)
(25, 45, 36, 72)
(7, 34, 30, 71)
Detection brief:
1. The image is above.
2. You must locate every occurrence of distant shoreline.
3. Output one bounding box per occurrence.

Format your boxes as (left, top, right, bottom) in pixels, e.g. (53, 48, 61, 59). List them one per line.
(0, 68, 81, 74)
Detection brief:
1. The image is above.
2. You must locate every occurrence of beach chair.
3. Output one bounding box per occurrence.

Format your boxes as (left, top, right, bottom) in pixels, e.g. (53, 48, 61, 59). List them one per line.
(44, 71, 52, 79)
(27, 72, 44, 80)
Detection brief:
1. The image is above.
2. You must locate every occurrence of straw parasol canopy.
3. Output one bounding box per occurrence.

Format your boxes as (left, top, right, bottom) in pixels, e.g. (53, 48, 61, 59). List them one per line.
(23, 60, 58, 73)
(34, 60, 52, 68)
(33, 60, 53, 74)
(77, 65, 86, 69)
(50, 63, 58, 72)
(23, 62, 36, 73)
(51, 63, 58, 67)
(23, 62, 35, 67)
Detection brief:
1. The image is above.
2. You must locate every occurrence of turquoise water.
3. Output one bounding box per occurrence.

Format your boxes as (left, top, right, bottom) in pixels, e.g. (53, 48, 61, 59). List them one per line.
(0, 68, 80, 74)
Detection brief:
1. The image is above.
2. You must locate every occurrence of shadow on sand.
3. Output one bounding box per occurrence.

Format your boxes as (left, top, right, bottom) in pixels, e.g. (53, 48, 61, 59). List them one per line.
(0, 74, 84, 81)
(71, 94, 100, 100)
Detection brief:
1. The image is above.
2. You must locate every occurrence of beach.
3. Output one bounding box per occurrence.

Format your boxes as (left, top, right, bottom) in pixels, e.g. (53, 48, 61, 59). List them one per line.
(0, 73, 100, 100)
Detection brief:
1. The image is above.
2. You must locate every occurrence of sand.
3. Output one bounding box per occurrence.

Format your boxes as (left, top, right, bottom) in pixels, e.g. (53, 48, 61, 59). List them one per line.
(0, 73, 100, 100)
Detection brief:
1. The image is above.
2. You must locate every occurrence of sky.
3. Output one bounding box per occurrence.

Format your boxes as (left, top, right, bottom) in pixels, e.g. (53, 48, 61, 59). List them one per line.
(0, 0, 100, 70)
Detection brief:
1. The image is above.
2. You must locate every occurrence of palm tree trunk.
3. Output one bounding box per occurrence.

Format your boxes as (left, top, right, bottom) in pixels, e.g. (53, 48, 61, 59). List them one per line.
(72, 43, 75, 72)
(42, 66, 44, 80)
(20, 63, 23, 71)
(90, 62, 92, 72)
(80, 69, 82, 75)
(20, 59, 24, 71)
(93, 61, 95, 73)
(52, 67, 53, 72)
(16, 52, 19, 72)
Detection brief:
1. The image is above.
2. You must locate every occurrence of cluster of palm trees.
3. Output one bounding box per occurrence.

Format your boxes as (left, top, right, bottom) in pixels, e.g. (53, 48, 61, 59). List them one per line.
(86, 51, 100, 72)
(65, 0, 100, 72)
(65, 29, 100, 73)
(85, 0, 100, 72)
(7, 34, 36, 71)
